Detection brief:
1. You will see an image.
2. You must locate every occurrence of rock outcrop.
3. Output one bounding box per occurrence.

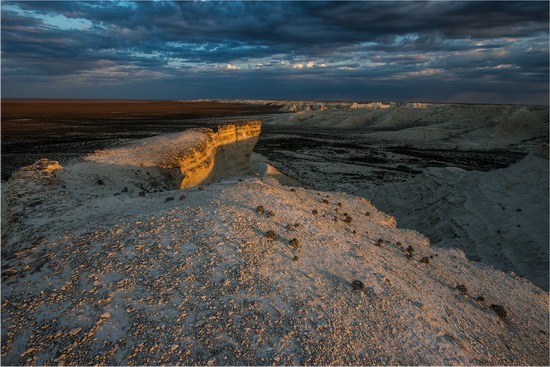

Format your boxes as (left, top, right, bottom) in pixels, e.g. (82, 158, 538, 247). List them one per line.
(86, 120, 262, 189)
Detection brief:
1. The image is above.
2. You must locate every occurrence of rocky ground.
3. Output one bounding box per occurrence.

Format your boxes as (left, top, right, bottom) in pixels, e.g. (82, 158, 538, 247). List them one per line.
(1, 157, 548, 365)
(1, 101, 549, 365)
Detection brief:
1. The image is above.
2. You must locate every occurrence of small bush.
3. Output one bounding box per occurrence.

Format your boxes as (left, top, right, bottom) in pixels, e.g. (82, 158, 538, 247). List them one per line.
(365, 212, 371, 216)
(267, 211, 275, 217)
(489, 304, 507, 319)
(338, 202, 342, 207)
(375, 239, 384, 247)
(351, 280, 365, 291)
(198, 186, 204, 191)
(294, 223, 300, 228)
(475, 296, 485, 303)
(139, 191, 146, 197)
(165, 197, 174, 202)
(396, 241, 403, 248)
(290, 188, 296, 192)
(256, 206, 265, 214)
(179, 195, 186, 200)
(293, 255, 299, 262)
(312, 209, 318, 216)
(286, 224, 294, 231)
(289, 238, 300, 249)
(456, 284, 468, 295)
(122, 187, 128, 193)
(96, 179, 104, 185)
(419, 257, 430, 264)
(266, 230, 276, 240)
(322, 199, 329, 204)
(405, 245, 414, 254)
(344, 216, 353, 224)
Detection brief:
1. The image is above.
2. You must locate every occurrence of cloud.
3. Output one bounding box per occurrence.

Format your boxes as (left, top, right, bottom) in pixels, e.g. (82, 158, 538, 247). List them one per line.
(1, 1, 548, 104)
(226, 64, 240, 70)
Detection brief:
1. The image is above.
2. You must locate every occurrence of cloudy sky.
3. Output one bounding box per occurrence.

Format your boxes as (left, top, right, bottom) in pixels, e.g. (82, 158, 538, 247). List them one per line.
(1, 1, 548, 104)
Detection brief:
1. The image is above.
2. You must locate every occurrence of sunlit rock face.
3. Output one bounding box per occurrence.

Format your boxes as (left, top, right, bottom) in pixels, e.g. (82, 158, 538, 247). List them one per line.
(83, 120, 262, 189)
(176, 120, 262, 188)
(211, 120, 262, 185)
(350, 102, 392, 109)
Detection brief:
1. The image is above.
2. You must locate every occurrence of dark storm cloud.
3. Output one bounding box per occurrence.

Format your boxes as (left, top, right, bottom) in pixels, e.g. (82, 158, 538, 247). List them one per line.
(1, 1, 548, 103)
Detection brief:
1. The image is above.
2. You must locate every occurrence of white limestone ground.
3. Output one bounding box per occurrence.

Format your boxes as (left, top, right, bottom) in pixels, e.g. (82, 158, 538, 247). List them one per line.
(365, 150, 549, 289)
(1, 121, 549, 365)
(250, 100, 549, 290)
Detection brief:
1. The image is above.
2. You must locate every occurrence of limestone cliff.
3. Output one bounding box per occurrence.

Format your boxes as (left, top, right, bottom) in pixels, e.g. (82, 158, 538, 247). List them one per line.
(85, 120, 262, 188)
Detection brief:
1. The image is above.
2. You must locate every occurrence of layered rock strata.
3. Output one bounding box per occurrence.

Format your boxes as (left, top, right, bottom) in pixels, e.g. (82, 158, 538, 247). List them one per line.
(86, 120, 262, 188)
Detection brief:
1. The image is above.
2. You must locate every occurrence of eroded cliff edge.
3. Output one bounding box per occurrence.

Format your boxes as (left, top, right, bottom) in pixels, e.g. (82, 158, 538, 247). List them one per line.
(85, 120, 261, 188)
(1, 120, 262, 254)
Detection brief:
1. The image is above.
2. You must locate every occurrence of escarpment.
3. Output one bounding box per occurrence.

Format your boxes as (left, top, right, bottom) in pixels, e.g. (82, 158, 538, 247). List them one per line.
(85, 120, 262, 188)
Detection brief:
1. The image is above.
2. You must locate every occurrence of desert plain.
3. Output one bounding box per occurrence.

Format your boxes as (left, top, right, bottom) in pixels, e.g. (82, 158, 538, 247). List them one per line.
(1, 99, 548, 365)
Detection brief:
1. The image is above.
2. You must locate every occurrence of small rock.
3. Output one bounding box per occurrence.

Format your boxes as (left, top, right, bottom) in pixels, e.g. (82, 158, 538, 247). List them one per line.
(100, 312, 110, 319)
(139, 191, 146, 197)
(286, 224, 294, 231)
(171, 344, 179, 352)
(289, 238, 300, 249)
(69, 327, 82, 336)
(96, 179, 104, 185)
(266, 230, 276, 240)
(165, 197, 174, 202)
(490, 304, 507, 319)
(456, 284, 468, 295)
(267, 210, 275, 217)
(290, 188, 296, 192)
(122, 187, 128, 193)
(351, 280, 365, 291)
(293, 256, 299, 262)
(21, 347, 35, 357)
(179, 195, 186, 200)
(322, 199, 329, 204)
(198, 186, 205, 191)
(256, 205, 265, 214)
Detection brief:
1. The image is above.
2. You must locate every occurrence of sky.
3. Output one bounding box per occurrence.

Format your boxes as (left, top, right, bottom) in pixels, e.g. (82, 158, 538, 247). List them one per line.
(1, 1, 549, 104)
